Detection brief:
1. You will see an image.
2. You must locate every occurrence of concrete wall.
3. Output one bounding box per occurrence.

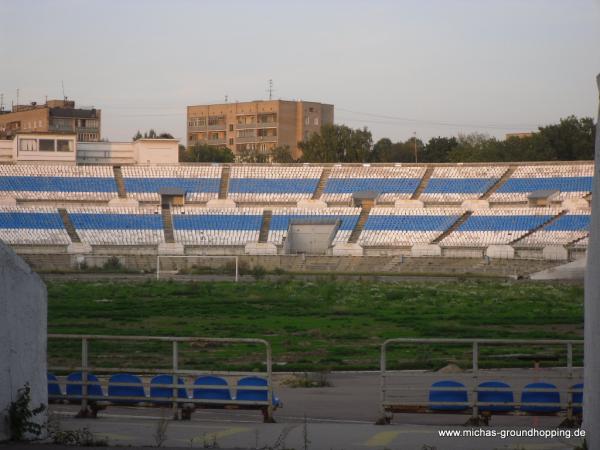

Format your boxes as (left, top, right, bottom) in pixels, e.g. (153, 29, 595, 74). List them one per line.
(0, 243, 47, 441)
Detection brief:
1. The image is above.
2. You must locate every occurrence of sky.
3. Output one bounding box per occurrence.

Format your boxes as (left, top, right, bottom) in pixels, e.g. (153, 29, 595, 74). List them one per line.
(1, 0, 599, 143)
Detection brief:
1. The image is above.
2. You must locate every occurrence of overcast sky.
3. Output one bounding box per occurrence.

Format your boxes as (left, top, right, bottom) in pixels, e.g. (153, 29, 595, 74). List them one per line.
(1, 0, 599, 143)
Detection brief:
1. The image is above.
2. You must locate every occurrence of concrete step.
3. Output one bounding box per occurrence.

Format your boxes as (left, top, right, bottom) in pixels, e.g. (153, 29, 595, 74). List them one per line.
(348, 206, 372, 243)
(312, 167, 331, 200)
(480, 166, 517, 199)
(58, 208, 81, 243)
(411, 166, 434, 200)
(218, 166, 230, 199)
(113, 166, 127, 199)
(432, 211, 472, 244)
(510, 210, 567, 245)
(161, 206, 175, 244)
(258, 210, 273, 243)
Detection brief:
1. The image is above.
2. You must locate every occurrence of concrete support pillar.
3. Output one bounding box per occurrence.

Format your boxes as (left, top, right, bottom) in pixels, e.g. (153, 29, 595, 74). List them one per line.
(583, 73, 600, 446)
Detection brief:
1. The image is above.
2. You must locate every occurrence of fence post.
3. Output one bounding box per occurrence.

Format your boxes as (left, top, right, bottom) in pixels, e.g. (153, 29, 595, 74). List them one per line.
(172, 340, 179, 419)
(567, 342, 573, 421)
(80, 337, 89, 416)
(266, 341, 274, 422)
(472, 341, 479, 420)
(380, 341, 388, 423)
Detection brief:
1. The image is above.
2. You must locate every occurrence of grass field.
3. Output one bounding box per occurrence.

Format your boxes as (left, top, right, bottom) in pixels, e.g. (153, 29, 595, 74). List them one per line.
(47, 279, 584, 372)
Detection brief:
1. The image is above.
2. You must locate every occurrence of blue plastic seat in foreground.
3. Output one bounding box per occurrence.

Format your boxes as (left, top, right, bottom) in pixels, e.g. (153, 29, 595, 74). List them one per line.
(107, 373, 146, 404)
(66, 372, 103, 400)
(521, 382, 561, 413)
(428, 380, 469, 411)
(192, 376, 231, 401)
(236, 376, 281, 407)
(150, 375, 188, 404)
(571, 383, 583, 415)
(48, 373, 63, 399)
(477, 381, 514, 412)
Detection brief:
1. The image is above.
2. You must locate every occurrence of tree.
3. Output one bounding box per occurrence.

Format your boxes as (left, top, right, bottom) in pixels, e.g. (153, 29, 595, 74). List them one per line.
(133, 129, 175, 141)
(270, 145, 296, 163)
(422, 137, 457, 163)
(536, 116, 595, 161)
(180, 143, 235, 162)
(237, 147, 269, 163)
(299, 124, 373, 163)
(132, 130, 142, 141)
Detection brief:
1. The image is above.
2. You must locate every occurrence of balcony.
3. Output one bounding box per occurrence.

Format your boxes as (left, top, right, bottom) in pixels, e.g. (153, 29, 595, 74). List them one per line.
(235, 123, 257, 130)
(207, 138, 227, 145)
(207, 124, 227, 131)
(49, 124, 75, 132)
(235, 136, 258, 144)
(188, 125, 207, 132)
(257, 135, 277, 142)
(257, 122, 277, 129)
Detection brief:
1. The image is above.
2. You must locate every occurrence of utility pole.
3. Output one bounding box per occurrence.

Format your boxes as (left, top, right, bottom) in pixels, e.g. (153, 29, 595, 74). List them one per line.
(413, 131, 418, 163)
(268, 79, 273, 100)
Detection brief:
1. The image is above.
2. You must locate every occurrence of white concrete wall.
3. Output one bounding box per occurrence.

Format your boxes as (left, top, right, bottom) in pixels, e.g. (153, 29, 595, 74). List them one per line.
(0, 242, 47, 441)
(77, 141, 135, 165)
(133, 139, 179, 164)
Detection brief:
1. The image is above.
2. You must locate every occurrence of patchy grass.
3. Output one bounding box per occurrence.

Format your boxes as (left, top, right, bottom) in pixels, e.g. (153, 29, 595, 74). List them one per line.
(47, 279, 584, 372)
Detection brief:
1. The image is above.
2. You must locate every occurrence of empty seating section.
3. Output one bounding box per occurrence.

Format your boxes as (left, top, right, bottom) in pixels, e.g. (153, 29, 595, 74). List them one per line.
(172, 207, 263, 245)
(439, 208, 559, 247)
(67, 207, 164, 245)
(421, 166, 507, 202)
(517, 212, 590, 247)
(359, 208, 462, 246)
(322, 166, 426, 202)
(0, 165, 118, 200)
(268, 207, 360, 245)
(490, 165, 593, 202)
(0, 206, 70, 244)
(121, 165, 221, 202)
(228, 166, 322, 202)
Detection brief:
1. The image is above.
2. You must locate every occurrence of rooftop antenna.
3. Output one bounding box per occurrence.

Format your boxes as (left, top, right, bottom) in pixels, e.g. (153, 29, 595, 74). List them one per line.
(62, 80, 67, 101)
(16, 88, 19, 111)
(0, 93, 3, 111)
(268, 79, 274, 100)
(225, 94, 228, 103)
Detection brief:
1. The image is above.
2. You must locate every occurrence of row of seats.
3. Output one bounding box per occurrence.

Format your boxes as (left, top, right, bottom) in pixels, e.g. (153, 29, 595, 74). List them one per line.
(0, 207, 71, 245)
(440, 209, 559, 247)
(48, 372, 281, 407)
(229, 166, 321, 202)
(428, 379, 582, 414)
(0, 165, 117, 200)
(421, 166, 507, 202)
(122, 165, 221, 202)
(517, 212, 590, 247)
(490, 165, 593, 202)
(360, 208, 462, 246)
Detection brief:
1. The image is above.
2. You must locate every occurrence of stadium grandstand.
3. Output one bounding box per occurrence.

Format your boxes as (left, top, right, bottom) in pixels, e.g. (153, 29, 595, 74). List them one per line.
(0, 158, 592, 277)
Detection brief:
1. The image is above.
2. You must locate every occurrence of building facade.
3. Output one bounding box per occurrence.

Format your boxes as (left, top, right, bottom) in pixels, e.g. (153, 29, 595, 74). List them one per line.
(187, 100, 334, 160)
(0, 99, 101, 142)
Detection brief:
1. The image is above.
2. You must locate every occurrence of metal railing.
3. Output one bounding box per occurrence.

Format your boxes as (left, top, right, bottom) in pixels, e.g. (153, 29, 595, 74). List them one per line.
(379, 338, 583, 424)
(48, 334, 274, 421)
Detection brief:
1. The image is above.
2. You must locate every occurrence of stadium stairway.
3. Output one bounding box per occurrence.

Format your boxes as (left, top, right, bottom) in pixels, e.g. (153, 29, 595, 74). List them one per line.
(258, 210, 273, 243)
(312, 167, 331, 200)
(480, 166, 517, 199)
(58, 208, 81, 243)
(218, 166, 230, 199)
(112, 166, 128, 199)
(432, 211, 473, 244)
(410, 166, 434, 200)
(161, 205, 175, 243)
(510, 210, 567, 245)
(348, 205, 372, 243)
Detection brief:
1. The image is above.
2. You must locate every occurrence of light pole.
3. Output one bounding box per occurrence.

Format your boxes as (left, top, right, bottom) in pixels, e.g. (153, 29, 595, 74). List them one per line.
(413, 131, 418, 163)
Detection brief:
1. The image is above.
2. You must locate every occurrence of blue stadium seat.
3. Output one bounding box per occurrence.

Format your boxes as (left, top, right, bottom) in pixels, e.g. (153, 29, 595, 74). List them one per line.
(425, 178, 497, 194)
(571, 383, 583, 415)
(192, 376, 232, 401)
(229, 179, 318, 194)
(66, 372, 104, 400)
(545, 215, 590, 231)
(324, 178, 419, 195)
(107, 373, 146, 404)
(458, 215, 552, 232)
(428, 380, 469, 411)
(520, 382, 561, 413)
(364, 215, 459, 231)
(150, 375, 188, 404)
(236, 376, 281, 407)
(477, 381, 514, 412)
(47, 373, 63, 399)
(497, 177, 592, 194)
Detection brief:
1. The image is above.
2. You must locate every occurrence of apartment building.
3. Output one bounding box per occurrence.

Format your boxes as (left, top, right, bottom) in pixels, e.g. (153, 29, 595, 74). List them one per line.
(0, 99, 101, 142)
(186, 100, 334, 159)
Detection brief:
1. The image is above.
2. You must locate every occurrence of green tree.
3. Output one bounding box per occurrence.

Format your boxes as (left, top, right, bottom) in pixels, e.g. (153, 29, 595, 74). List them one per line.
(536, 116, 595, 160)
(237, 147, 269, 163)
(132, 130, 142, 141)
(181, 143, 235, 162)
(422, 137, 457, 163)
(270, 145, 296, 163)
(299, 124, 373, 162)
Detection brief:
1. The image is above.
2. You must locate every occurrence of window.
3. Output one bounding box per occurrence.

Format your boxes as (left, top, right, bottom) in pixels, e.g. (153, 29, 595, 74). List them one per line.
(57, 140, 73, 152)
(314, 117, 319, 125)
(229, 124, 234, 132)
(305, 116, 309, 125)
(20, 139, 37, 151)
(39, 139, 55, 151)
(229, 138, 234, 145)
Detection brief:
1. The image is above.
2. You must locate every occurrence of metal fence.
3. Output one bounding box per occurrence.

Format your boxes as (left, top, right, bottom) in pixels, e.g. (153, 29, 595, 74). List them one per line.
(48, 334, 274, 421)
(379, 338, 583, 425)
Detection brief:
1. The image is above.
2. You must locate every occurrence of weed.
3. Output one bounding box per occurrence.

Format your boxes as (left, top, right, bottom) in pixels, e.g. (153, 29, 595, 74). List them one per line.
(5, 383, 46, 441)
